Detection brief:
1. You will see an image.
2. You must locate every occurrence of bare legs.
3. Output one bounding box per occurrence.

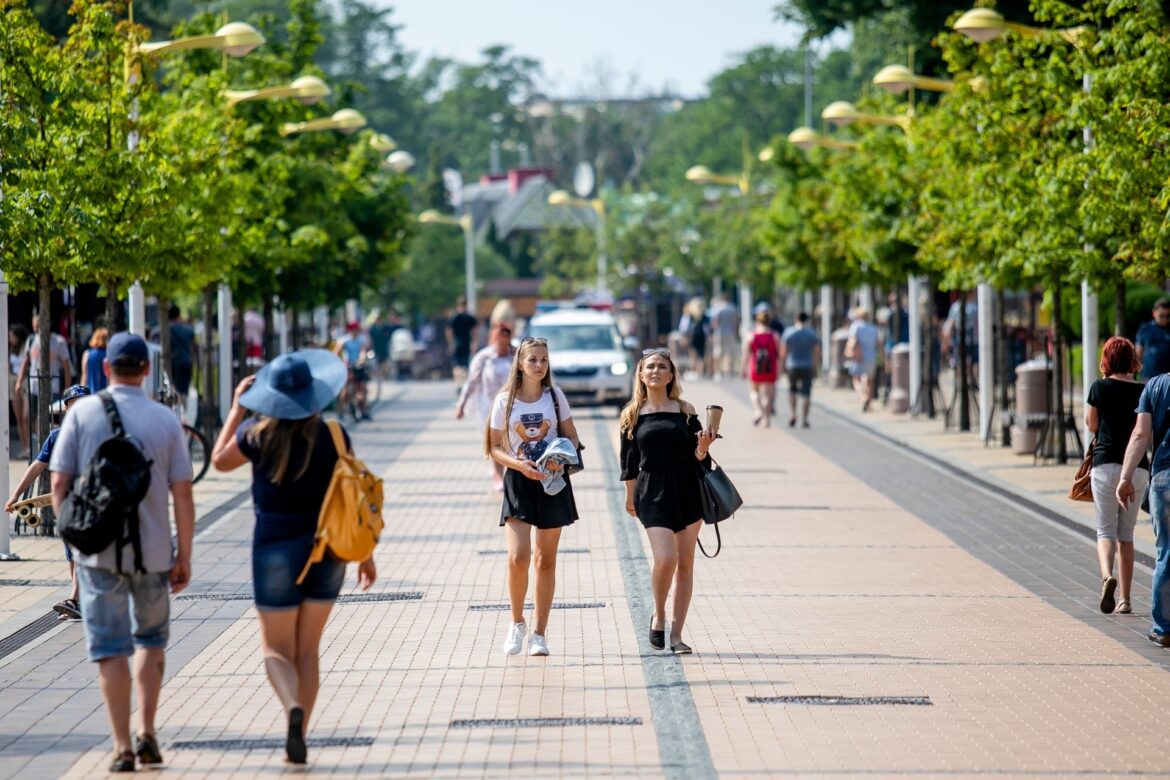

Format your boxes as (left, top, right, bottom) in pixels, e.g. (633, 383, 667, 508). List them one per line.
(504, 519, 562, 635)
(852, 372, 873, 411)
(646, 521, 702, 643)
(1098, 538, 1136, 605)
(257, 601, 336, 728)
(97, 646, 166, 754)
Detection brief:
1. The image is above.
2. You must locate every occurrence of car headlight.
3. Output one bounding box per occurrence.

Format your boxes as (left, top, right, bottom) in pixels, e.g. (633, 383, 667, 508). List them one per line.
(609, 361, 629, 376)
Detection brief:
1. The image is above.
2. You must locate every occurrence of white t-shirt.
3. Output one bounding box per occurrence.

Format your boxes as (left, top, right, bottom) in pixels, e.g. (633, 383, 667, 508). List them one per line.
(489, 387, 572, 461)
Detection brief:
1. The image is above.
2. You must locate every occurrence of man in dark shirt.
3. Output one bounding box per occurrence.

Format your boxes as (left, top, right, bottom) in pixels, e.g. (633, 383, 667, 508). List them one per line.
(168, 306, 198, 396)
(448, 297, 478, 385)
(1136, 299, 1170, 380)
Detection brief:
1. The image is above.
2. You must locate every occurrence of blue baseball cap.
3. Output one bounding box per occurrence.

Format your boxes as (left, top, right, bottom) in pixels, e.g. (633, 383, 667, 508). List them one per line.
(62, 385, 91, 402)
(107, 332, 149, 367)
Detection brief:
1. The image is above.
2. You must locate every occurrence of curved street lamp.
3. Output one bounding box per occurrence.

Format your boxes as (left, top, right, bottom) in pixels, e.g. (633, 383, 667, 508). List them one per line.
(953, 8, 1087, 46)
(137, 21, 265, 58)
(822, 101, 912, 131)
(223, 75, 330, 107)
(419, 210, 476, 313)
(369, 133, 397, 153)
(684, 165, 748, 194)
(786, 127, 858, 152)
(547, 190, 608, 297)
(280, 108, 368, 136)
(383, 150, 415, 173)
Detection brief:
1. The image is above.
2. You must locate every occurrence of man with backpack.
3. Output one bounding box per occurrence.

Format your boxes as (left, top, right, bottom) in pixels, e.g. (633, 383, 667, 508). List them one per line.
(50, 332, 195, 773)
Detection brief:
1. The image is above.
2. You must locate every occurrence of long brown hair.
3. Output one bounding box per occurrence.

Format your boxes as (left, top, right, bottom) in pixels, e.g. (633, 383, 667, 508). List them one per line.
(619, 352, 685, 439)
(483, 339, 556, 456)
(246, 415, 320, 484)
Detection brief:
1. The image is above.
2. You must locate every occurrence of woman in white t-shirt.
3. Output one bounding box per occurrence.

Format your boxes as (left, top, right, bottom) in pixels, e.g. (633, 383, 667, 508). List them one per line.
(485, 337, 579, 658)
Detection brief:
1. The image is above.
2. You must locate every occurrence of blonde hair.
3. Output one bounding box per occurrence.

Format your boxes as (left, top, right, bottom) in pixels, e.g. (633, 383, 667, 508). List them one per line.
(483, 339, 556, 457)
(619, 352, 685, 439)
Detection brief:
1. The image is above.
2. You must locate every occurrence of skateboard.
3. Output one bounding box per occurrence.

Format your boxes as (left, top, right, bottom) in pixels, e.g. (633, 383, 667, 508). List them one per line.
(9, 493, 51, 527)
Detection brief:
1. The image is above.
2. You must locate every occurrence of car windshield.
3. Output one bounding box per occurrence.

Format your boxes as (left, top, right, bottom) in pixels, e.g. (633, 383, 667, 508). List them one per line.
(527, 323, 622, 352)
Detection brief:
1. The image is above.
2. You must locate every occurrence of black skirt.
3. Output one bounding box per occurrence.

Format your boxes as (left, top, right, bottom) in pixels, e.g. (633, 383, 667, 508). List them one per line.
(499, 469, 578, 529)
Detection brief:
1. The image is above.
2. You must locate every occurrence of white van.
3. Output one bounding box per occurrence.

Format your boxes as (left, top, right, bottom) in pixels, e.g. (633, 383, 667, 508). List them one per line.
(525, 309, 634, 406)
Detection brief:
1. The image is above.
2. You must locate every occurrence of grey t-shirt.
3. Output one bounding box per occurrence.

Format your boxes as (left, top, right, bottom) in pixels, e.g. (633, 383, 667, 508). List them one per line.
(50, 384, 194, 573)
(782, 326, 820, 370)
(711, 303, 739, 336)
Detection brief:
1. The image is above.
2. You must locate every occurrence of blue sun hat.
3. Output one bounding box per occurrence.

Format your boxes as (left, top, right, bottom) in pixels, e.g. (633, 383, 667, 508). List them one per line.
(238, 349, 347, 420)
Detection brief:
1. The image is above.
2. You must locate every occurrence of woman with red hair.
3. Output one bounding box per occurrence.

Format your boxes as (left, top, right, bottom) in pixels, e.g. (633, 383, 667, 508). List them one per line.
(1086, 336, 1148, 615)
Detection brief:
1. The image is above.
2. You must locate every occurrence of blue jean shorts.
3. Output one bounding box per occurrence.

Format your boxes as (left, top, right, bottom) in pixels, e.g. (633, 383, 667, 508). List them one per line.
(253, 534, 346, 611)
(77, 566, 170, 662)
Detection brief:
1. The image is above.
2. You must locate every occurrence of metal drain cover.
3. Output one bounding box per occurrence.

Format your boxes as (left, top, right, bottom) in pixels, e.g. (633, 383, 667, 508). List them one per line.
(0, 613, 62, 662)
(171, 736, 375, 750)
(747, 695, 932, 706)
(0, 579, 70, 587)
(477, 548, 591, 555)
(451, 717, 641, 729)
(468, 601, 605, 611)
(177, 591, 423, 604)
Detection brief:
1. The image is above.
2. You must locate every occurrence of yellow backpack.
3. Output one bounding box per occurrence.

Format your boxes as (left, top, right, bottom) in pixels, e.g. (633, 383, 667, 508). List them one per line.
(296, 421, 385, 584)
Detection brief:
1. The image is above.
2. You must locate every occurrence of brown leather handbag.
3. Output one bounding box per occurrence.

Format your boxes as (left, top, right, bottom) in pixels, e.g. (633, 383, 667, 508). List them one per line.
(1068, 439, 1095, 502)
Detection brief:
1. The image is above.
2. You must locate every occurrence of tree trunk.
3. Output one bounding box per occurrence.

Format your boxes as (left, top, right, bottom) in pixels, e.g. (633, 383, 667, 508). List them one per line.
(105, 278, 119, 331)
(237, 295, 248, 382)
(263, 296, 275, 362)
(957, 292, 971, 432)
(158, 295, 171, 385)
(1114, 281, 1126, 337)
(924, 278, 937, 418)
(291, 307, 301, 350)
(1053, 282, 1067, 464)
(36, 274, 53, 524)
(200, 283, 218, 443)
(997, 289, 1010, 446)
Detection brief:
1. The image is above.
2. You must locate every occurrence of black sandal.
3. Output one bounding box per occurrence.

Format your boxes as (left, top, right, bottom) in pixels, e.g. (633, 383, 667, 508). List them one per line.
(286, 706, 307, 764)
(649, 616, 665, 650)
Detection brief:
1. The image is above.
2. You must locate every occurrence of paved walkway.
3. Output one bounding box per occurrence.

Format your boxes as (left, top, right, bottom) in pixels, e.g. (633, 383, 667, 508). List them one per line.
(0, 378, 1168, 777)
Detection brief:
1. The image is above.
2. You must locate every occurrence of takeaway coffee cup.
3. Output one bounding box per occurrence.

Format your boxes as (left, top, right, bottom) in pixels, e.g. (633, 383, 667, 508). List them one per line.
(705, 405, 724, 437)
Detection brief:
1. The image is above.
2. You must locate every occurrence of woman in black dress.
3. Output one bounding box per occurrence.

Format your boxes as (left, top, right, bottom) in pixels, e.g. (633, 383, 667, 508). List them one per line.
(620, 349, 717, 653)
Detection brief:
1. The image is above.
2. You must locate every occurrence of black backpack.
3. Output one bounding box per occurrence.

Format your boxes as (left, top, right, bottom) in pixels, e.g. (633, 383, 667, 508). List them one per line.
(58, 391, 153, 573)
(753, 338, 774, 375)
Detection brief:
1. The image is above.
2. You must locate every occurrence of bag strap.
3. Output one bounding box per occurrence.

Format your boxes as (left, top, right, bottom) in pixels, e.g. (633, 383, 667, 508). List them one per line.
(550, 388, 584, 452)
(697, 523, 721, 558)
(99, 390, 125, 438)
(325, 419, 348, 457)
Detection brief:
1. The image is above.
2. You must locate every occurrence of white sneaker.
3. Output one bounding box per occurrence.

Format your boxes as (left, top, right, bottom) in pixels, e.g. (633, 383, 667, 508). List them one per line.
(502, 621, 526, 656)
(529, 633, 550, 656)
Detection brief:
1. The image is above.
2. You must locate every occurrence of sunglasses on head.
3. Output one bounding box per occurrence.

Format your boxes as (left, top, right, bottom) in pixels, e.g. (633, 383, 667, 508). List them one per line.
(642, 348, 671, 357)
(521, 337, 548, 345)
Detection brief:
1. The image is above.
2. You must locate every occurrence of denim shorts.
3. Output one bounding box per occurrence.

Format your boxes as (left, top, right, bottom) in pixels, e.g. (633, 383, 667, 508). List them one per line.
(77, 566, 170, 662)
(253, 534, 346, 611)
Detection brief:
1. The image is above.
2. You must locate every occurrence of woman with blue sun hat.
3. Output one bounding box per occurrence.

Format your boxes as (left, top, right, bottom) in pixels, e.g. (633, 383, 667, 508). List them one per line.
(211, 350, 377, 765)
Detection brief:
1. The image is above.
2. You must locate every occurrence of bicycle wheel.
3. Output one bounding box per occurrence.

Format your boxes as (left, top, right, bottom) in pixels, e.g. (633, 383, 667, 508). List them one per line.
(184, 424, 211, 484)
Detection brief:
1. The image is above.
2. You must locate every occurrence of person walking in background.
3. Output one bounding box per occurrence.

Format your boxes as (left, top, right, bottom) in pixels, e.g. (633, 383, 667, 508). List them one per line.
(80, 328, 109, 394)
(9, 324, 30, 458)
(1086, 337, 1148, 615)
(741, 310, 781, 427)
(458, 322, 516, 491)
(1136, 298, 1170, 380)
(846, 308, 879, 412)
(49, 333, 194, 773)
(6, 384, 91, 620)
(780, 313, 821, 429)
(18, 315, 74, 443)
(486, 337, 579, 658)
(334, 322, 372, 420)
(620, 348, 717, 654)
(679, 297, 709, 380)
(168, 307, 197, 397)
(709, 293, 739, 380)
(449, 296, 479, 387)
(211, 351, 376, 765)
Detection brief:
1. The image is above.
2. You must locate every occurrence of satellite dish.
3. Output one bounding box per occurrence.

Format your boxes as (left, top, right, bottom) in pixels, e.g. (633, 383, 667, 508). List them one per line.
(573, 162, 595, 198)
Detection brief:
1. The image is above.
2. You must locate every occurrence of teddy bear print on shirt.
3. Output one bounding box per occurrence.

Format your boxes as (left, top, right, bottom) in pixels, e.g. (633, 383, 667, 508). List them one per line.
(515, 412, 551, 461)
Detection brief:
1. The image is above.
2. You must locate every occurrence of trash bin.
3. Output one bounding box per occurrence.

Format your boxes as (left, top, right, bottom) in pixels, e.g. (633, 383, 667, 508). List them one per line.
(888, 343, 911, 414)
(1011, 359, 1050, 454)
(831, 327, 851, 388)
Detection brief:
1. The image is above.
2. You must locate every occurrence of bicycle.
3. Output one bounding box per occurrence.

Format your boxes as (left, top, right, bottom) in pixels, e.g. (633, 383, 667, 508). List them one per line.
(158, 371, 212, 484)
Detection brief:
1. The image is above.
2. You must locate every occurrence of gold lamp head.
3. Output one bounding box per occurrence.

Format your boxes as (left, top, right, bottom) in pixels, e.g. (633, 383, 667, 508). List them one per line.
(547, 190, 573, 206)
(216, 22, 265, 57)
(418, 209, 442, 224)
(385, 150, 415, 172)
(330, 109, 367, 134)
(953, 8, 1008, 43)
(369, 133, 396, 152)
(291, 75, 330, 105)
(787, 127, 819, 151)
(758, 146, 774, 162)
(873, 65, 917, 95)
(684, 165, 713, 183)
(821, 101, 861, 127)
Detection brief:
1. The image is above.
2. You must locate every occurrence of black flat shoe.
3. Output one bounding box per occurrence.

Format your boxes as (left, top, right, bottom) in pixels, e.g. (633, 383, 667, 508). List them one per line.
(649, 617, 665, 650)
(286, 706, 307, 764)
(670, 640, 693, 655)
(136, 733, 163, 766)
(109, 750, 136, 773)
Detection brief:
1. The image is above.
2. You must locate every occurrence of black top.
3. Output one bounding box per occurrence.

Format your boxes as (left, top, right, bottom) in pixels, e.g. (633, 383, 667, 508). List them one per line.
(620, 411, 710, 531)
(450, 312, 478, 351)
(237, 417, 351, 542)
(170, 323, 195, 365)
(1087, 378, 1148, 469)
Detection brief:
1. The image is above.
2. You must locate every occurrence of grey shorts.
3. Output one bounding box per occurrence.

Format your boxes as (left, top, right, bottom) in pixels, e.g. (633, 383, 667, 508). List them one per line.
(1091, 463, 1149, 542)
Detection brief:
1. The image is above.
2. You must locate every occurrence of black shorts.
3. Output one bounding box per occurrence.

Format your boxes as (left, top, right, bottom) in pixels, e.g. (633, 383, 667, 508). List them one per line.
(787, 368, 814, 397)
(499, 469, 578, 529)
(350, 365, 369, 383)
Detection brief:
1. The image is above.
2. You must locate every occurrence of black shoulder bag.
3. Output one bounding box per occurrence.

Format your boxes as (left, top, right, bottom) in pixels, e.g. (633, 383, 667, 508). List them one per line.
(550, 388, 585, 475)
(59, 391, 153, 573)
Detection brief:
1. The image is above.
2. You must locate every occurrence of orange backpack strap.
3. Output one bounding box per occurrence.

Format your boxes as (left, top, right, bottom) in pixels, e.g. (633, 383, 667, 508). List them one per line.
(325, 419, 348, 456)
(296, 421, 346, 585)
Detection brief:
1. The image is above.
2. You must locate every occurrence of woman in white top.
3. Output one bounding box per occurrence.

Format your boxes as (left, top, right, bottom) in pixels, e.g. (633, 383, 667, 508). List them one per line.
(457, 323, 516, 491)
(485, 337, 579, 658)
